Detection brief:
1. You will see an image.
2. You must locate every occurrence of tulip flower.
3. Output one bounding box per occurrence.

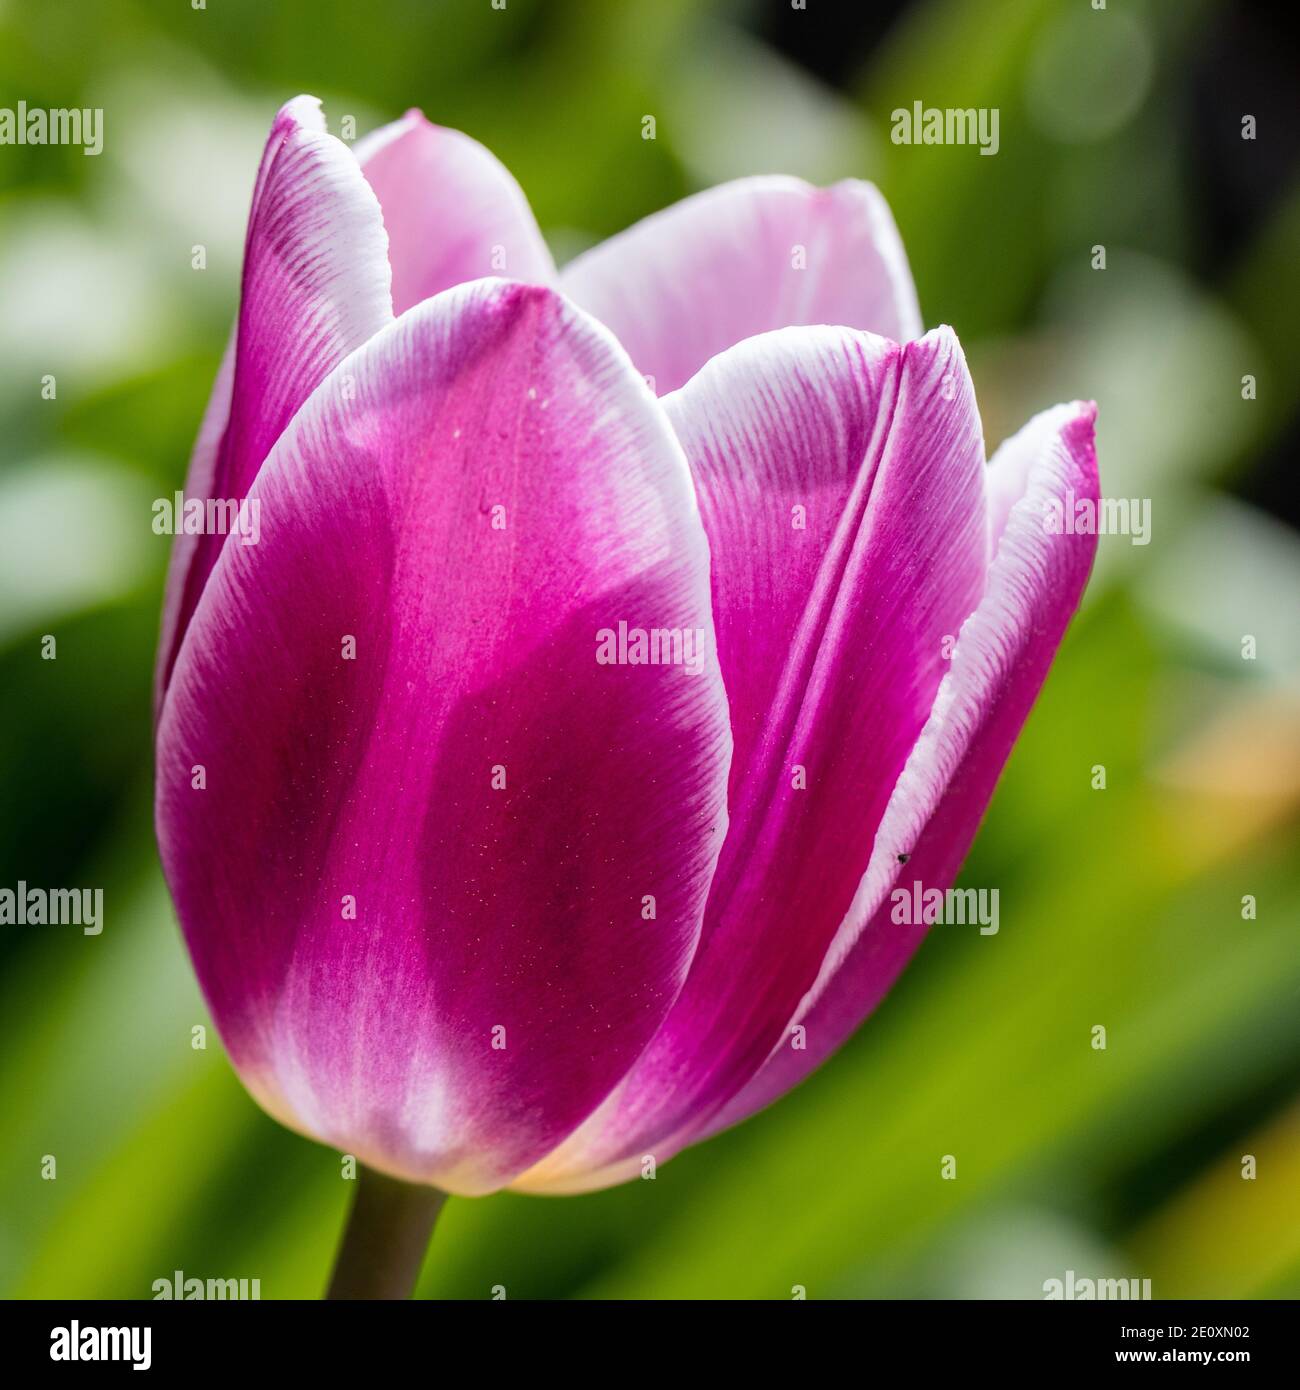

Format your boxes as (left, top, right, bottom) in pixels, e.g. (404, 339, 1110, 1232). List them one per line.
(155, 98, 1098, 1292)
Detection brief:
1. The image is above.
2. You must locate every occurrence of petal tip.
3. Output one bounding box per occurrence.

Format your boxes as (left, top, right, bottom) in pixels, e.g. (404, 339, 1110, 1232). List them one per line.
(481, 276, 561, 320)
(903, 323, 970, 384)
(825, 175, 884, 203)
(275, 94, 326, 132)
(386, 107, 442, 143)
(910, 321, 959, 353)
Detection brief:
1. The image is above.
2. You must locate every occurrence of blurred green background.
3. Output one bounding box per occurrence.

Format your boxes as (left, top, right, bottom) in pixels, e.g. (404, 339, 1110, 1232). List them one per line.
(2, 0, 1298, 1299)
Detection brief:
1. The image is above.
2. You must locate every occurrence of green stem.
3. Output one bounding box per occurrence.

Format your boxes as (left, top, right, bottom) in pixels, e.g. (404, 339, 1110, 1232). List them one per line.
(326, 1164, 447, 1300)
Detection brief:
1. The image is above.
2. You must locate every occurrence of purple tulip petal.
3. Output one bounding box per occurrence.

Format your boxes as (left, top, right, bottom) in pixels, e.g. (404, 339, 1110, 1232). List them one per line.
(154, 337, 235, 716)
(155, 96, 393, 712)
(156, 281, 731, 1195)
(355, 110, 557, 315)
(698, 401, 1100, 1139)
(515, 325, 988, 1191)
(561, 176, 922, 396)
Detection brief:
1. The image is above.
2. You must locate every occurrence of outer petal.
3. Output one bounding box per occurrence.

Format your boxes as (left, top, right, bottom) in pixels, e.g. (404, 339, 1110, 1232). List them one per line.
(560, 176, 922, 395)
(355, 110, 557, 315)
(515, 326, 988, 1192)
(700, 401, 1100, 1137)
(155, 281, 731, 1195)
(155, 95, 393, 712)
